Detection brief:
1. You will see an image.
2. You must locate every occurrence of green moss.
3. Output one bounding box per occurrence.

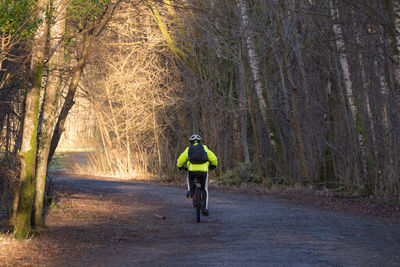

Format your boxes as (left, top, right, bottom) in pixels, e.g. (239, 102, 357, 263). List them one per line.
(355, 110, 367, 139)
(48, 202, 60, 212)
(14, 63, 42, 240)
(14, 142, 37, 239)
(13, 173, 35, 239)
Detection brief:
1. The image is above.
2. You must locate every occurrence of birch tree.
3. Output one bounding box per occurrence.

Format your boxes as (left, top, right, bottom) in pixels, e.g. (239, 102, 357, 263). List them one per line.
(330, 0, 371, 187)
(236, 0, 283, 162)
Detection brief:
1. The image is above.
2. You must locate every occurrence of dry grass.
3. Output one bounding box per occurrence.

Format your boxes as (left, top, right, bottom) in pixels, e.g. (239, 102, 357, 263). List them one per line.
(64, 151, 154, 179)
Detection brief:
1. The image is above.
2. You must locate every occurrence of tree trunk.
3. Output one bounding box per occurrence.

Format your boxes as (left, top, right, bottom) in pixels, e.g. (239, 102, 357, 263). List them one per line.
(34, 0, 66, 226)
(274, 6, 308, 182)
(13, 0, 49, 240)
(148, 2, 186, 60)
(330, 0, 371, 188)
(239, 43, 261, 177)
(47, 35, 91, 164)
(236, 0, 283, 162)
(388, 0, 400, 197)
(352, 9, 378, 187)
(47, 0, 120, 164)
(292, 0, 315, 181)
(374, 57, 394, 197)
(393, 1, 400, 87)
(391, 1, 400, 119)
(383, 0, 400, 199)
(236, 60, 250, 164)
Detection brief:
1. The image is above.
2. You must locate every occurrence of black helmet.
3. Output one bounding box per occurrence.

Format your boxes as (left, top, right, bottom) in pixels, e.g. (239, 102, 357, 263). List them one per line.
(189, 134, 201, 143)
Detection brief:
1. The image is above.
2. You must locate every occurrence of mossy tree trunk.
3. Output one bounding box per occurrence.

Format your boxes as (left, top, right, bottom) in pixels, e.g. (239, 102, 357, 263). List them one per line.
(13, 0, 50, 240)
(148, 2, 187, 60)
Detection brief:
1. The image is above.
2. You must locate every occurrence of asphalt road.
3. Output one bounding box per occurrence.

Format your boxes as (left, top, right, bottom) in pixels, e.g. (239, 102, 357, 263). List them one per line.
(51, 175, 400, 267)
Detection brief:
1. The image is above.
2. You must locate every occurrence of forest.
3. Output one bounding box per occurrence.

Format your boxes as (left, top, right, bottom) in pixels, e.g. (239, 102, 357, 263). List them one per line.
(0, 0, 400, 239)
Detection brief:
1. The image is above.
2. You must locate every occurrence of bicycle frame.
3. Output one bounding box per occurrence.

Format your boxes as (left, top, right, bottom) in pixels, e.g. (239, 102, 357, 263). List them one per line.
(193, 178, 204, 223)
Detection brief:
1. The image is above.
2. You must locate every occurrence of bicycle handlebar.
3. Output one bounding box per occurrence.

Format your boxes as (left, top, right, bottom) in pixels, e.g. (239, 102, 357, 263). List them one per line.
(179, 166, 188, 171)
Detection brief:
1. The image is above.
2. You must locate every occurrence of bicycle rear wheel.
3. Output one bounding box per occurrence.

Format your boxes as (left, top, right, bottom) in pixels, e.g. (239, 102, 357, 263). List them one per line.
(196, 206, 200, 223)
(194, 188, 201, 223)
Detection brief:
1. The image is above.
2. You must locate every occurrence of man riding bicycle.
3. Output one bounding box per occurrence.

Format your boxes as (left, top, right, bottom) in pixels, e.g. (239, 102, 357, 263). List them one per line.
(177, 134, 218, 216)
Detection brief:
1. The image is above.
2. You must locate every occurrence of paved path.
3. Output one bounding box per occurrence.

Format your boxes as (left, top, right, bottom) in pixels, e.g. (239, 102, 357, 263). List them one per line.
(51, 175, 400, 266)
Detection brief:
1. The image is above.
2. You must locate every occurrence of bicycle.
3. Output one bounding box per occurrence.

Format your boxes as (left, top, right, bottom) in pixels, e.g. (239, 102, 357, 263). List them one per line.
(192, 177, 206, 223)
(182, 166, 206, 223)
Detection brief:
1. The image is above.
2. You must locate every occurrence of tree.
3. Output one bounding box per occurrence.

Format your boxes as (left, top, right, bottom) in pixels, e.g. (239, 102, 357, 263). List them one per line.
(330, 0, 372, 189)
(274, 0, 308, 182)
(34, 0, 67, 226)
(13, 0, 50, 239)
(12, 0, 122, 238)
(236, 0, 283, 162)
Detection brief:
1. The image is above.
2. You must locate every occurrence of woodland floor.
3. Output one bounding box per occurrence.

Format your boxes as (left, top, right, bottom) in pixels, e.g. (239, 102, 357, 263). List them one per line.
(1, 170, 400, 266)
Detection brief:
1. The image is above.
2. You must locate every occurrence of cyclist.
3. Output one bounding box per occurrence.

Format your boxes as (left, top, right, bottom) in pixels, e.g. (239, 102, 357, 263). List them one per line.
(177, 134, 218, 216)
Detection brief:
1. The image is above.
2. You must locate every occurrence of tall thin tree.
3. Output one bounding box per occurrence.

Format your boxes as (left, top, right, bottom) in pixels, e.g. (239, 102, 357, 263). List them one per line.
(13, 0, 50, 239)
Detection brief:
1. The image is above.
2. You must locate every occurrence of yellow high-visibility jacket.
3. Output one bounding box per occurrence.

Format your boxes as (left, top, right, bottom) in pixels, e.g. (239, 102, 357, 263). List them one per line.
(176, 143, 218, 172)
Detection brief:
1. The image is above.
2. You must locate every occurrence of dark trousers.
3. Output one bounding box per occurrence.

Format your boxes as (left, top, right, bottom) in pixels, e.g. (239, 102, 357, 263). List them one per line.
(187, 171, 209, 209)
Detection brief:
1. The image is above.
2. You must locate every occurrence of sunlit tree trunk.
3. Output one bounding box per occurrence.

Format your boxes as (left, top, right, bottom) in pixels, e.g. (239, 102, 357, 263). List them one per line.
(148, 2, 186, 60)
(34, 0, 67, 226)
(13, 0, 50, 240)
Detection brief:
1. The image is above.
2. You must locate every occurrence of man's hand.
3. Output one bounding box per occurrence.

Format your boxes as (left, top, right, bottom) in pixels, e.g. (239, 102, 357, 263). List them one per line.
(209, 164, 217, 170)
(178, 166, 188, 171)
